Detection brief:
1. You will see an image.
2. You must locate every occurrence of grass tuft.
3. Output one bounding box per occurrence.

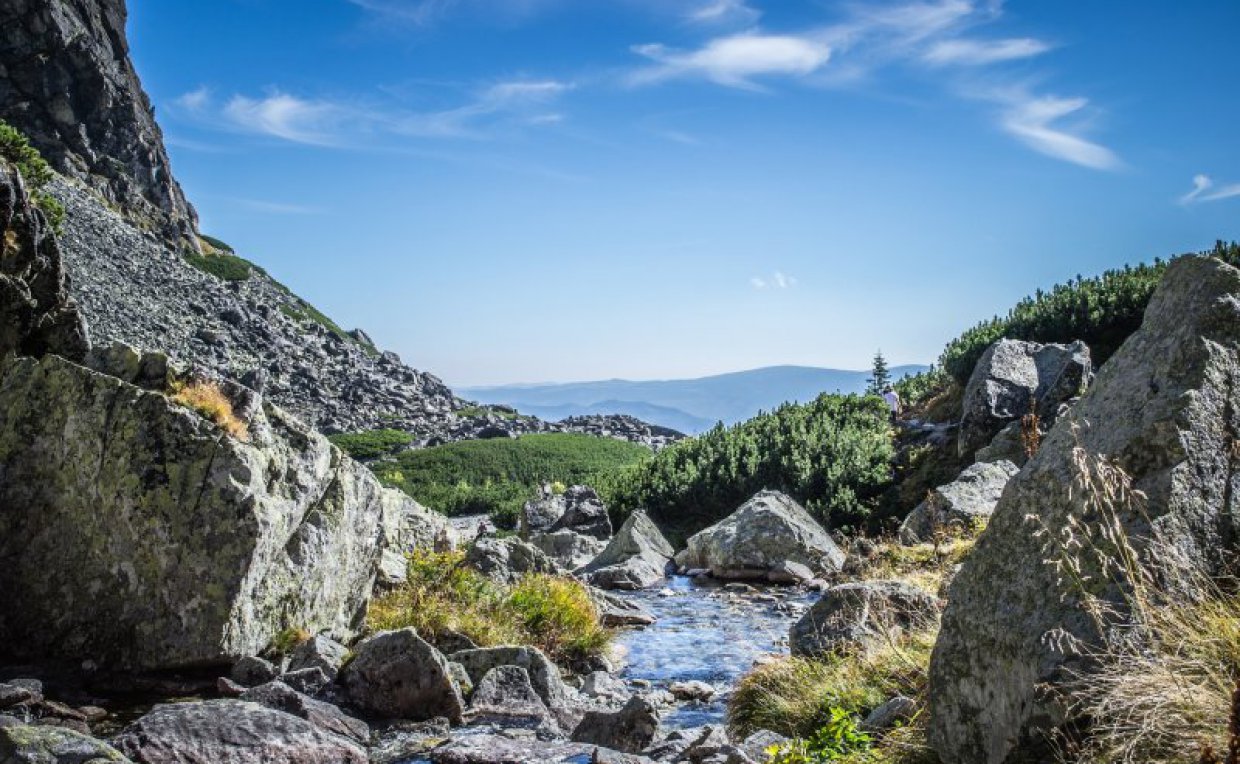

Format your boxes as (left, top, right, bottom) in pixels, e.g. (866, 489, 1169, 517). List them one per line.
(169, 379, 249, 441)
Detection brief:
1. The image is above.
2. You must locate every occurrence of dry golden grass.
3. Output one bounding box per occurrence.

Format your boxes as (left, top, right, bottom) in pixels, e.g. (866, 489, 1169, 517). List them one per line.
(169, 379, 248, 441)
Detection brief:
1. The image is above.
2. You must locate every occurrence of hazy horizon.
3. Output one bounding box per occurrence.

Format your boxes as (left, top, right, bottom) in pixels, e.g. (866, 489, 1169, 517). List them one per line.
(128, 0, 1240, 385)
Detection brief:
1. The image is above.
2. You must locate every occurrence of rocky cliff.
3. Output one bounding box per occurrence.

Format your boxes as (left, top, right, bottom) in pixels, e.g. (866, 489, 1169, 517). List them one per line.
(0, 0, 198, 247)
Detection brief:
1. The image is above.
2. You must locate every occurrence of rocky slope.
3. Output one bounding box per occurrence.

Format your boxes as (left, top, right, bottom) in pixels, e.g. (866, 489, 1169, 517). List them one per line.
(0, 0, 197, 248)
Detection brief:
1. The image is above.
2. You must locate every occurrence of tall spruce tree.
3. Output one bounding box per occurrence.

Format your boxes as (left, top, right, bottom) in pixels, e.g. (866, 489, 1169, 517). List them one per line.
(866, 350, 891, 395)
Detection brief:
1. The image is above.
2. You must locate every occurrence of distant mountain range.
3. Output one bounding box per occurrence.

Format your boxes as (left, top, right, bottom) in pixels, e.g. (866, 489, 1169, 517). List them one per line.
(458, 364, 930, 435)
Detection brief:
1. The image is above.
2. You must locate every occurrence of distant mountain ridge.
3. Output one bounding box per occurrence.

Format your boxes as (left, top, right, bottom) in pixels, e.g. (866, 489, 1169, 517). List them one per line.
(459, 364, 929, 434)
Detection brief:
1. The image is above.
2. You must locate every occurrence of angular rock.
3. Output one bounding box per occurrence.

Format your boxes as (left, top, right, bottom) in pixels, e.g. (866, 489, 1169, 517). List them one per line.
(591, 590, 657, 627)
(957, 338, 1091, 458)
(466, 666, 554, 730)
(765, 560, 815, 585)
(279, 667, 330, 696)
(738, 730, 788, 762)
(112, 700, 366, 763)
(862, 695, 918, 732)
(532, 529, 606, 571)
(340, 629, 464, 723)
(642, 725, 728, 762)
(520, 486, 565, 536)
(230, 657, 279, 688)
(239, 681, 370, 744)
(549, 486, 613, 540)
(287, 635, 349, 680)
(675, 491, 845, 579)
(930, 255, 1240, 763)
(428, 735, 597, 764)
(0, 723, 132, 763)
(464, 537, 559, 584)
(0, 353, 436, 670)
(584, 511, 673, 591)
(898, 460, 1019, 544)
(581, 671, 628, 700)
(449, 646, 569, 713)
(790, 580, 940, 658)
(572, 695, 660, 754)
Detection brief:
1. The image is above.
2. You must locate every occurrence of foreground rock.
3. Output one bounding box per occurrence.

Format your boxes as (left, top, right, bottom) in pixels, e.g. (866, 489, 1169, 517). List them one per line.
(239, 681, 370, 744)
(790, 580, 940, 657)
(0, 348, 443, 669)
(0, 724, 132, 763)
(111, 700, 366, 763)
(898, 460, 1019, 544)
(466, 666, 555, 730)
(675, 491, 845, 580)
(340, 629, 464, 723)
(957, 338, 1091, 458)
(450, 646, 570, 714)
(571, 695, 660, 754)
(930, 256, 1240, 763)
(584, 512, 674, 590)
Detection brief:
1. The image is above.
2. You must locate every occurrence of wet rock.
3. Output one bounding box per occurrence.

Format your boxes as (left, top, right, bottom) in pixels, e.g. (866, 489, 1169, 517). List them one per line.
(898, 460, 1019, 545)
(288, 635, 349, 680)
(239, 681, 370, 744)
(669, 680, 716, 702)
(0, 723, 132, 763)
(675, 491, 845, 579)
(340, 629, 464, 724)
(428, 735, 597, 764)
(230, 656, 278, 688)
(581, 671, 627, 700)
(571, 695, 660, 754)
(466, 666, 554, 730)
(591, 591, 656, 627)
(465, 537, 559, 584)
(930, 256, 1240, 764)
(790, 580, 940, 658)
(957, 338, 1091, 459)
(642, 725, 728, 762)
(112, 699, 366, 763)
(584, 512, 674, 591)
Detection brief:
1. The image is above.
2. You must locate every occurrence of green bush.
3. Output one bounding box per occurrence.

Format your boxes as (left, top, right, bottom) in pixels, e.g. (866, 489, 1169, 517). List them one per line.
(368, 550, 611, 664)
(767, 708, 873, 763)
(598, 394, 894, 536)
(0, 120, 64, 233)
(938, 242, 1240, 385)
(329, 429, 414, 461)
(183, 251, 253, 282)
(374, 433, 649, 524)
(199, 233, 235, 253)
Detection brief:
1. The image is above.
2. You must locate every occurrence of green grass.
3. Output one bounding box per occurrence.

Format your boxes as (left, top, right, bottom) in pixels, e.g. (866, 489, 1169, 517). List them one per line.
(329, 429, 414, 461)
(373, 433, 649, 523)
(368, 550, 611, 665)
(183, 251, 254, 281)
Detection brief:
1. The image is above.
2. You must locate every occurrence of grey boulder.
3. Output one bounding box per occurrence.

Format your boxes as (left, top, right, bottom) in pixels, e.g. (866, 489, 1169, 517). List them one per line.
(675, 491, 844, 579)
(790, 580, 940, 658)
(239, 681, 369, 744)
(464, 537, 559, 584)
(0, 724, 132, 763)
(571, 695, 660, 754)
(288, 634, 349, 680)
(898, 460, 1019, 544)
(340, 629, 464, 723)
(584, 511, 673, 591)
(449, 645, 569, 713)
(466, 666, 555, 730)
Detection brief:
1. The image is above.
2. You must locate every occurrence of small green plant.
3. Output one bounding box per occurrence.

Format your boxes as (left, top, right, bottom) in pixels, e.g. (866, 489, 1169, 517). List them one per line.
(768, 708, 873, 763)
(270, 626, 312, 656)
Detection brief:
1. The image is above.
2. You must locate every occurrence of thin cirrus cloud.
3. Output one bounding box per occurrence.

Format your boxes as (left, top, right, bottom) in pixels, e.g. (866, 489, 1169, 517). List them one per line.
(923, 37, 1051, 66)
(997, 93, 1120, 171)
(751, 271, 797, 290)
(173, 80, 571, 147)
(631, 33, 832, 89)
(1180, 174, 1240, 205)
(687, 0, 762, 26)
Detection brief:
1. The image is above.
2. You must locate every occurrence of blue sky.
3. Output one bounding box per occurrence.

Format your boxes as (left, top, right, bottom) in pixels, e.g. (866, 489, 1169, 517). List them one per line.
(129, 0, 1240, 386)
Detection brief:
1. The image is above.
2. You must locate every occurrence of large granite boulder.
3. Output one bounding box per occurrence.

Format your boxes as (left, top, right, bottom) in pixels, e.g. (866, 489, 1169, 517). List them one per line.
(549, 485, 613, 540)
(464, 536, 559, 584)
(449, 646, 570, 713)
(466, 666, 555, 730)
(583, 511, 674, 591)
(111, 700, 366, 763)
(571, 695, 661, 754)
(0, 352, 442, 670)
(898, 460, 1019, 544)
(0, 724, 132, 763)
(957, 338, 1091, 459)
(530, 529, 606, 571)
(339, 629, 464, 723)
(790, 580, 940, 658)
(0, 0, 198, 246)
(675, 491, 845, 579)
(929, 256, 1240, 763)
(0, 162, 88, 363)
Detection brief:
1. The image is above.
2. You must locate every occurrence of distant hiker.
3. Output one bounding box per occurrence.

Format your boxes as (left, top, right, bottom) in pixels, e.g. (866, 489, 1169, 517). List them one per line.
(434, 526, 453, 553)
(882, 387, 902, 422)
(475, 519, 490, 540)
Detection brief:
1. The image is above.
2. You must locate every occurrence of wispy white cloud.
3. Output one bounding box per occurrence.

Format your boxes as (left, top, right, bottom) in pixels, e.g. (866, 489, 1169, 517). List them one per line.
(751, 271, 797, 289)
(687, 0, 761, 26)
(998, 93, 1119, 170)
(176, 79, 572, 146)
(924, 37, 1049, 66)
(1180, 174, 1240, 205)
(631, 33, 832, 89)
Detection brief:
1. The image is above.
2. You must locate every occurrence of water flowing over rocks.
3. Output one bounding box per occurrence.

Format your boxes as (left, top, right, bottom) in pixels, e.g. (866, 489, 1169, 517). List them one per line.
(929, 255, 1240, 763)
(675, 491, 845, 580)
(898, 459, 1019, 544)
(957, 338, 1091, 459)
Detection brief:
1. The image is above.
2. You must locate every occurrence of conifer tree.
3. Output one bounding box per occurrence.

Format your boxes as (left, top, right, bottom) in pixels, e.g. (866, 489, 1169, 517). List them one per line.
(866, 350, 891, 395)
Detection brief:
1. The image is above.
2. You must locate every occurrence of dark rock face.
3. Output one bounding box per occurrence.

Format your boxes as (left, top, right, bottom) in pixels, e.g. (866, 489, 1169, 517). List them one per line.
(0, 0, 198, 247)
(111, 700, 366, 764)
(339, 629, 465, 724)
(466, 666, 554, 730)
(0, 163, 88, 361)
(929, 256, 1240, 763)
(957, 338, 1091, 459)
(239, 681, 370, 744)
(0, 724, 132, 763)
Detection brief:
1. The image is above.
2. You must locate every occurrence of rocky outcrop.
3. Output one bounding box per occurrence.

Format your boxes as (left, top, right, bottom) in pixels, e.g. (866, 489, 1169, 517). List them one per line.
(929, 256, 1240, 763)
(111, 700, 366, 763)
(464, 537, 559, 584)
(466, 666, 555, 730)
(0, 352, 442, 670)
(521, 485, 613, 569)
(790, 581, 940, 658)
(238, 681, 370, 745)
(571, 695, 661, 754)
(957, 338, 1091, 458)
(584, 512, 674, 591)
(0, 163, 88, 362)
(449, 646, 570, 715)
(675, 491, 845, 580)
(898, 460, 1019, 544)
(339, 629, 465, 724)
(0, 724, 133, 763)
(0, 0, 198, 247)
